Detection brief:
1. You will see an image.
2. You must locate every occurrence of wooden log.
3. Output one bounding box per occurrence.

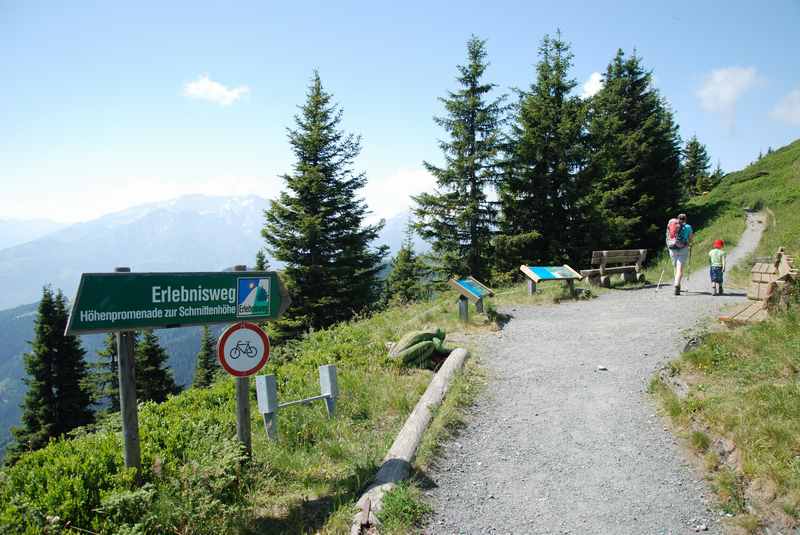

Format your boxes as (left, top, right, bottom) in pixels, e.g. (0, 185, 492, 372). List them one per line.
(350, 348, 470, 534)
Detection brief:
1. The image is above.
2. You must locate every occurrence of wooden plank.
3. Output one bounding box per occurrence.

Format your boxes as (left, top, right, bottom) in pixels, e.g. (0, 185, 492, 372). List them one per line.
(581, 265, 637, 277)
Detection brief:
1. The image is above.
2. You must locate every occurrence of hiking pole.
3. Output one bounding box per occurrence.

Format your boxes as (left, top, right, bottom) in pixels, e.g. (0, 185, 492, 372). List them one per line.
(656, 269, 665, 291)
(684, 246, 692, 293)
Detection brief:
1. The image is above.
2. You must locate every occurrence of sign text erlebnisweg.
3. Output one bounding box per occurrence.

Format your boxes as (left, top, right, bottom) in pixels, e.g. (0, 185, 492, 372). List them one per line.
(67, 272, 289, 334)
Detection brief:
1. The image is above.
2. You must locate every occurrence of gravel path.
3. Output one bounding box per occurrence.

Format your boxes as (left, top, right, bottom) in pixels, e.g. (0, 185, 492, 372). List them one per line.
(423, 214, 764, 535)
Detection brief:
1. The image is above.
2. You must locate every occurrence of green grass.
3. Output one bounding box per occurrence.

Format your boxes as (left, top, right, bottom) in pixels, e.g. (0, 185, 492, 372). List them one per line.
(376, 481, 432, 535)
(646, 139, 800, 287)
(650, 139, 800, 529)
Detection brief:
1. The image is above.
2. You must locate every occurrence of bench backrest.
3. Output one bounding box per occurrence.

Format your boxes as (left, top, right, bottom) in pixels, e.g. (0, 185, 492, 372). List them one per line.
(590, 249, 647, 267)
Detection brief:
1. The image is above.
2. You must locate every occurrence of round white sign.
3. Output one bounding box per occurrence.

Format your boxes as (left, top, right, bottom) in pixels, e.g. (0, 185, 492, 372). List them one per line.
(217, 322, 270, 377)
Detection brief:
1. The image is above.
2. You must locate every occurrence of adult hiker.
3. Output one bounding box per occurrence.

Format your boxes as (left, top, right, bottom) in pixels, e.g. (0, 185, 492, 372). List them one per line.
(665, 213, 694, 295)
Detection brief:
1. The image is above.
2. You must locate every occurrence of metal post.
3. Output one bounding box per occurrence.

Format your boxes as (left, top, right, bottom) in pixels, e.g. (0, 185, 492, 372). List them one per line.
(255, 374, 278, 440)
(475, 298, 484, 314)
(458, 295, 469, 323)
(319, 365, 338, 418)
(233, 265, 252, 457)
(114, 267, 141, 471)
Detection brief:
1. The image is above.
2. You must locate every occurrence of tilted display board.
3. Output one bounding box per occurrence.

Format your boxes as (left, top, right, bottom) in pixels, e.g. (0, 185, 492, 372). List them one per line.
(447, 276, 495, 303)
(520, 264, 583, 283)
(66, 271, 290, 334)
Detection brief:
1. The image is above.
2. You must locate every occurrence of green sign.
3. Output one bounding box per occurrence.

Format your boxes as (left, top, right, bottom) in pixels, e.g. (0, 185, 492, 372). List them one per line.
(66, 271, 290, 334)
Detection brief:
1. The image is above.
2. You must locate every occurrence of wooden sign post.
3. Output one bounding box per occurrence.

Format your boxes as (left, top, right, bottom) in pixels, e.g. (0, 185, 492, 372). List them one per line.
(114, 267, 141, 471)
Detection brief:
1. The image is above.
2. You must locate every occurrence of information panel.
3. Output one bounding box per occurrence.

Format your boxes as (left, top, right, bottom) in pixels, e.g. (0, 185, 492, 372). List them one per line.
(66, 271, 290, 334)
(520, 265, 583, 283)
(447, 276, 495, 303)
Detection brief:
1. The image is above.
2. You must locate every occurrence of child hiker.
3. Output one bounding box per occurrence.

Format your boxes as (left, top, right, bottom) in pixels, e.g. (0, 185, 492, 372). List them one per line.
(709, 239, 726, 295)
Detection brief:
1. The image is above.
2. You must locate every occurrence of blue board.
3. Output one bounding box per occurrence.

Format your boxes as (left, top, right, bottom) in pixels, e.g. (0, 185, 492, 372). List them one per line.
(457, 278, 486, 299)
(521, 265, 581, 283)
(531, 267, 557, 280)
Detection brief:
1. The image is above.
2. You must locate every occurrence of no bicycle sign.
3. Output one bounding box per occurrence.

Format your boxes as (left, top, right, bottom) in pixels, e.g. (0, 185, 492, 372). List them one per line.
(217, 322, 270, 377)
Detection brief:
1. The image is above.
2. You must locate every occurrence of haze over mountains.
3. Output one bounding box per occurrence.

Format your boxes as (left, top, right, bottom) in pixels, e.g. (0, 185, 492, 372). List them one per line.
(0, 193, 424, 453)
(0, 194, 422, 311)
(0, 218, 66, 249)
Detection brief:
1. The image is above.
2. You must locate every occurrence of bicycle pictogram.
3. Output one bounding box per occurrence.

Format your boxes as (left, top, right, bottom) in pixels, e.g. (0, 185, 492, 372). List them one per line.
(229, 340, 258, 359)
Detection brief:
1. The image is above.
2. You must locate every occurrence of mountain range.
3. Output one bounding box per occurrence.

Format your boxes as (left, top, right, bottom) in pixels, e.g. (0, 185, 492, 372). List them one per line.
(0, 194, 425, 455)
(0, 194, 422, 311)
(0, 218, 66, 250)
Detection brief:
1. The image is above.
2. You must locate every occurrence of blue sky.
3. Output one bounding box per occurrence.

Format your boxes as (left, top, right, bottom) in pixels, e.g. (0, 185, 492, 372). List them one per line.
(1, 0, 798, 223)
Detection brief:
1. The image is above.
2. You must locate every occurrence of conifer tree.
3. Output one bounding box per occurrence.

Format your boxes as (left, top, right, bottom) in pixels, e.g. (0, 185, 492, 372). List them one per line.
(86, 333, 121, 412)
(709, 161, 724, 189)
(262, 72, 387, 339)
(386, 225, 427, 303)
(8, 287, 93, 462)
(51, 291, 94, 430)
(683, 135, 711, 195)
(255, 249, 270, 271)
(413, 35, 506, 281)
(497, 32, 588, 270)
(193, 326, 218, 388)
(585, 49, 682, 251)
(135, 331, 179, 403)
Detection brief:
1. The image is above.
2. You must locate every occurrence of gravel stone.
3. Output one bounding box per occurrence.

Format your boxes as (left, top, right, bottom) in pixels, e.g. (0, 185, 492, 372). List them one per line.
(423, 215, 764, 534)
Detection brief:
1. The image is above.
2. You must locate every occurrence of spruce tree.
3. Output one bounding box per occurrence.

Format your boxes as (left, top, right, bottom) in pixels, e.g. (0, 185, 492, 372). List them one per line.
(254, 249, 270, 271)
(413, 35, 506, 281)
(193, 326, 218, 388)
(51, 290, 94, 431)
(585, 49, 682, 251)
(135, 331, 179, 403)
(8, 287, 93, 462)
(497, 32, 588, 270)
(386, 225, 427, 304)
(683, 135, 711, 195)
(86, 333, 121, 412)
(709, 161, 724, 189)
(262, 72, 387, 339)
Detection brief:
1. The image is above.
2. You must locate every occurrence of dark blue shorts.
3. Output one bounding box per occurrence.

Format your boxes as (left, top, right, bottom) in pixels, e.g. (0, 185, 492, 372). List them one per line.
(710, 266, 724, 283)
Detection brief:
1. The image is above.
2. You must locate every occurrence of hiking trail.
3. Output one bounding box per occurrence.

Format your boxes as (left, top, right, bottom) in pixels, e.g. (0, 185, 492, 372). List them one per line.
(423, 213, 765, 535)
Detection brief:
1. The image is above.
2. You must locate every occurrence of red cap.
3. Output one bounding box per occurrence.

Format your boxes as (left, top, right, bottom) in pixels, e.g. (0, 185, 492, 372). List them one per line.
(713, 239, 724, 249)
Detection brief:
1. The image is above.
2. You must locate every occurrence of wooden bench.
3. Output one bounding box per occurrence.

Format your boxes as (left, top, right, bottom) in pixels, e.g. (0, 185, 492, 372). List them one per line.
(720, 247, 797, 326)
(580, 249, 647, 287)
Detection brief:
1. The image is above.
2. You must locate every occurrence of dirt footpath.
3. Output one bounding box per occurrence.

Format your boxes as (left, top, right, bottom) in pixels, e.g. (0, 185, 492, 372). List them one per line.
(423, 215, 764, 535)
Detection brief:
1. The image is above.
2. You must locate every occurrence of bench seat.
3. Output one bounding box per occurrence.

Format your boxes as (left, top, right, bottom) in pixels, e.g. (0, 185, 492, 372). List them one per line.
(581, 249, 647, 287)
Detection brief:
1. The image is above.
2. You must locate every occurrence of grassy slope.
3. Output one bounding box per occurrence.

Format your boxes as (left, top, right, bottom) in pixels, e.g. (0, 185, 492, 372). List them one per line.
(650, 139, 800, 533)
(0, 286, 518, 535)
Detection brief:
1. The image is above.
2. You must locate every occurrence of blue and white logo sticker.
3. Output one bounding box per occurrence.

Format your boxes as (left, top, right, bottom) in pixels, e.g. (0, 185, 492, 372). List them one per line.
(236, 277, 270, 317)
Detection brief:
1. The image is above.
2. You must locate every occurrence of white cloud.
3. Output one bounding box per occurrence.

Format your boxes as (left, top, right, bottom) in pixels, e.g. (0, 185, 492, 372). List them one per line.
(770, 88, 800, 125)
(183, 74, 250, 106)
(581, 72, 603, 99)
(362, 168, 437, 223)
(696, 67, 760, 129)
